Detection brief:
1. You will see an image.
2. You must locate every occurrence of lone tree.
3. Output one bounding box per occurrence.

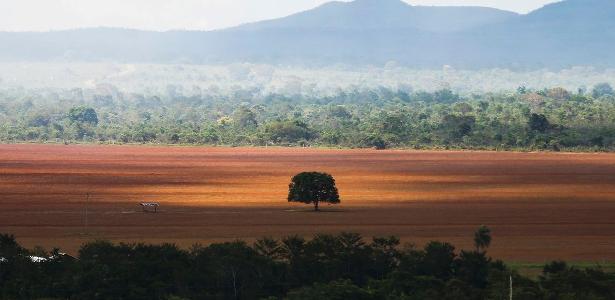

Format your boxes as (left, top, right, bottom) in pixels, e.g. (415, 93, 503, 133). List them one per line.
(288, 172, 340, 211)
(474, 225, 492, 253)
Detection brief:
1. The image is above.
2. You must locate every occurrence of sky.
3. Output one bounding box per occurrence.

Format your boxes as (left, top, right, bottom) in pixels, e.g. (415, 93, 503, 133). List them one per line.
(0, 0, 561, 32)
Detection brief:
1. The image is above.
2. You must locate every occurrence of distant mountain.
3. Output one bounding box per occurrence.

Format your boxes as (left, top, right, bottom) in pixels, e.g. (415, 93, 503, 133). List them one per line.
(237, 0, 517, 32)
(0, 0, 614, 68)
(468, 0, 615, 67)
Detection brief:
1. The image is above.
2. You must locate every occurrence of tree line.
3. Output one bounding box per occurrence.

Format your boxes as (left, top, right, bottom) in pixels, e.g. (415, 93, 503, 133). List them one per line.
(1, 84, 614, 151)
(1, 229, 614, 299)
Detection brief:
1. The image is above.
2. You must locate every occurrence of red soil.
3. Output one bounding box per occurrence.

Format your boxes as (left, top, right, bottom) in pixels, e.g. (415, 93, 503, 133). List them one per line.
(1, 144, 615, 262)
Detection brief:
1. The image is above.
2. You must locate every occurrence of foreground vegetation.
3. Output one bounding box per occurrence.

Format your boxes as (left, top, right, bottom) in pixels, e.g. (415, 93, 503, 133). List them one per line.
(1, 229, 614, 300)
(1, 83, 615, 151)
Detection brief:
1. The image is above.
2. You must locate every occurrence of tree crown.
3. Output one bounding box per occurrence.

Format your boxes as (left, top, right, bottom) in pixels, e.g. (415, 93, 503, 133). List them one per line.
(288, 172, 340, 206)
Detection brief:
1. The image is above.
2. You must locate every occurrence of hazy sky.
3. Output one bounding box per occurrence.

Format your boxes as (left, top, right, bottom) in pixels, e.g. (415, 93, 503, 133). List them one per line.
(0, 0, 560, 32)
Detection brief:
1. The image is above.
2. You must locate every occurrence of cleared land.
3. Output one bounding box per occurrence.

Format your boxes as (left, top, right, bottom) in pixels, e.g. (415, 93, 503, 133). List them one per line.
(1, 144, 615, 262)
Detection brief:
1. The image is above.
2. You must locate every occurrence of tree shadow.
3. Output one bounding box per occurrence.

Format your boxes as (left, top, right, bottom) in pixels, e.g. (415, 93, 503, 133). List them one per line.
(284, 208, 347, 213)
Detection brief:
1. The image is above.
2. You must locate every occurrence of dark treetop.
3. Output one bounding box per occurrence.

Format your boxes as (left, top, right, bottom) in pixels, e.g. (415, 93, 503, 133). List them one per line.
(288, 172, 340, 211)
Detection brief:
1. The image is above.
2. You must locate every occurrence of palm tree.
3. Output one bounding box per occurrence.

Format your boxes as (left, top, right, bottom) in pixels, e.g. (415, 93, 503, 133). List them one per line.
(474, 225, 492, 253)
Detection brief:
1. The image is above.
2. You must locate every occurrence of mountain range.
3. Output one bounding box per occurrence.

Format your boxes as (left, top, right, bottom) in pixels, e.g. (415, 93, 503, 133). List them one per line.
(1, 0, 614, 69)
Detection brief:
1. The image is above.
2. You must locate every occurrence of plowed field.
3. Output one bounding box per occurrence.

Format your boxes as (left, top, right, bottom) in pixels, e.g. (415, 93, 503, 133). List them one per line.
(2, 144, 615, 262)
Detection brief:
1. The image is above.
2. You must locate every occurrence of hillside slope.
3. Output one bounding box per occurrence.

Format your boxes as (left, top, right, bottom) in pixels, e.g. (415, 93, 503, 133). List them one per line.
(0, 0, 613, 68)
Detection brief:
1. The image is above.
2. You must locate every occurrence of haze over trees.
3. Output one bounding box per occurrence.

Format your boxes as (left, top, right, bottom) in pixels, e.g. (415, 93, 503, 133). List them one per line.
(593, 83, 615, 99)
(0, 1, 613, 153)
(1, 63, 614, 96)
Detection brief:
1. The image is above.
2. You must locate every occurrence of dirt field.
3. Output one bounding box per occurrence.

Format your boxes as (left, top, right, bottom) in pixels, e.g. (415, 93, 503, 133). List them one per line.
(2, 144, 615, 262)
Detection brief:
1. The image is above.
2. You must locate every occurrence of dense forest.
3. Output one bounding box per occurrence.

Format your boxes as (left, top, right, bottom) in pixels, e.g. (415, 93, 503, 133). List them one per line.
(1, 83, 614, 151)
(1, 229, 614, 300)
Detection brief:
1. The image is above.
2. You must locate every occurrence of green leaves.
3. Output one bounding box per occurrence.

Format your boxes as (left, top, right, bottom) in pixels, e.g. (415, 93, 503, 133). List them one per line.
(68, 106, 99, 125)
(2, 86, 615, 150)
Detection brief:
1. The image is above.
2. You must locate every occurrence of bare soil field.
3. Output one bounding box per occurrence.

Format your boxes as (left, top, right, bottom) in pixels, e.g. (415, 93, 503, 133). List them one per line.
(1, 144, 615, 262)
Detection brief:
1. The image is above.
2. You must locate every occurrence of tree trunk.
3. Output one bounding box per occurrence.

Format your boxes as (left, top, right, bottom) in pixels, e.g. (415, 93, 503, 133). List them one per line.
(314, 201, 320, 212)
(231, 267, 237, 299)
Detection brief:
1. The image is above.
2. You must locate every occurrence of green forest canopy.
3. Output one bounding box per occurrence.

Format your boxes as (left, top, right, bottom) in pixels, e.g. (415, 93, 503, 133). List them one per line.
(1, 83, 614, 151)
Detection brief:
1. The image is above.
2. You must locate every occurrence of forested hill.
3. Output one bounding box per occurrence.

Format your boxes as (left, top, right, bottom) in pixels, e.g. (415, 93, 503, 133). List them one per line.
(0, 0, 614, 68)
(234, 0, 518, 32)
